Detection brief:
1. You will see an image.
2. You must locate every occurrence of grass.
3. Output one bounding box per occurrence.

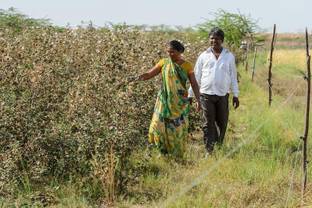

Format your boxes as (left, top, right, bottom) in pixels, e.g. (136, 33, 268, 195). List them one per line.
(1, 183, 94, 208)
(274, 49, 307, 77)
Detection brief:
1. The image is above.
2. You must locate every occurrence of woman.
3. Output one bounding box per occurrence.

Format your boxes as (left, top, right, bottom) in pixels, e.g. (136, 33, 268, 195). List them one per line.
(138, 40, 201, 157)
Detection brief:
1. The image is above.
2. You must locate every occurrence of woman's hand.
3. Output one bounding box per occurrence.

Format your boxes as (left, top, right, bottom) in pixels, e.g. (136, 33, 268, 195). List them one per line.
(137, 74, 144, 81)
(188, 97, 193, 105)
(188, 98, 201, 112)
(195, 100, 202, 112)
(127, 75, 140, 82)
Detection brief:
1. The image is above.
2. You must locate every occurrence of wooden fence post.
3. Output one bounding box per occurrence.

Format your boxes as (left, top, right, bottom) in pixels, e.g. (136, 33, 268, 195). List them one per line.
(251, 46, 258, 82)
(245, 42, 249, 71)
(301, 27, 311, 205)
(268, 24, 276, 106)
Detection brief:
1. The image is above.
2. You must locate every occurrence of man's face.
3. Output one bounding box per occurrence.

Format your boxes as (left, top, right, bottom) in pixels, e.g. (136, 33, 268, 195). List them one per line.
(209, 34, 223, 50)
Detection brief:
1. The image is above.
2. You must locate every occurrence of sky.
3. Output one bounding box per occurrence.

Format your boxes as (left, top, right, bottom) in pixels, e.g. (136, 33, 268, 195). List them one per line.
(1, 0, 311, 33)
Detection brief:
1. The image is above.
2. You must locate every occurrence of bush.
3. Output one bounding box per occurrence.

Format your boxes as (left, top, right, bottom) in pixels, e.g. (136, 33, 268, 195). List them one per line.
(0, 20, 209, 199)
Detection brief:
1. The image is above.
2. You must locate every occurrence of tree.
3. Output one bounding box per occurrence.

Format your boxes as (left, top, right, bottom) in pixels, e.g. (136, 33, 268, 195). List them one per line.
(0, 7, 51, 32)
(198, 10, 258, 48)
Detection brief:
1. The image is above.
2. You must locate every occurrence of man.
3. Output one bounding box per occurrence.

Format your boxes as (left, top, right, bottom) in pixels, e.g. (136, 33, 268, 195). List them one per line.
(189, 27, 239, 153)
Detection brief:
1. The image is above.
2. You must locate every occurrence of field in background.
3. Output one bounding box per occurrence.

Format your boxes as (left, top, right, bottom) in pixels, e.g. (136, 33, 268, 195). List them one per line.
(262, 33, 307, 49)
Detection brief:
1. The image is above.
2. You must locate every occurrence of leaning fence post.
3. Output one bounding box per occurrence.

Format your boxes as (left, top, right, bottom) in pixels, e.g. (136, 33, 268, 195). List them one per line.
(251, 46, 258, 82)
(268, 24, 276, 106)
(301, 27, 311, 205)
(245, 42, 249, 71)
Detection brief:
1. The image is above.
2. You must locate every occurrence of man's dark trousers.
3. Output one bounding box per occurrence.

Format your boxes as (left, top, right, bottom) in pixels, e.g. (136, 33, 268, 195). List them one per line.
(200, 93, 229, 152)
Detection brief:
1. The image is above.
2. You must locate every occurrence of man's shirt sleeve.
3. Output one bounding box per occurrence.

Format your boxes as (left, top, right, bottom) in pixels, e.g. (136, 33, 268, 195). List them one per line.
(230, 54, 239, 97)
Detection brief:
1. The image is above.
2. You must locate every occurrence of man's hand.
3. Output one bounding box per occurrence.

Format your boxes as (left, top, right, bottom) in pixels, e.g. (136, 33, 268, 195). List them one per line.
(232, 97, 239, 109)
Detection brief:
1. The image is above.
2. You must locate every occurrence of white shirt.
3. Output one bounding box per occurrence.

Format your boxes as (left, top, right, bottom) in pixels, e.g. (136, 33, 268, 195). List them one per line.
(188, 47, 239, 97)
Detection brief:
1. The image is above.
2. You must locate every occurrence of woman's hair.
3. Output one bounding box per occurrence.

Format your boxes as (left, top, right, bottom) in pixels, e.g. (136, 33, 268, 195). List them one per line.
(209, 27, 225, 41)
(168, 40, 185, 53)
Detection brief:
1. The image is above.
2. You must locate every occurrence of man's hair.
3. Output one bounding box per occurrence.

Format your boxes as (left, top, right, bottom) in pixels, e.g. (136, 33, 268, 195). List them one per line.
(168, 40, 185, 53)
(209, 27, 225, 41)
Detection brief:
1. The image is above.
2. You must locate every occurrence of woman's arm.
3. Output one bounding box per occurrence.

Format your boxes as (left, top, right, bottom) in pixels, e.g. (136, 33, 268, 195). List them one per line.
(188, 72, 201, 111)
(138, 64, 161, 81)
(188, 55, 203, 98)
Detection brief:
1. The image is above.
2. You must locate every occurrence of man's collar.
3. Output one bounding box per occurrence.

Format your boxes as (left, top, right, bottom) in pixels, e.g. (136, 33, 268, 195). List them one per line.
(206, 47, 228, 53)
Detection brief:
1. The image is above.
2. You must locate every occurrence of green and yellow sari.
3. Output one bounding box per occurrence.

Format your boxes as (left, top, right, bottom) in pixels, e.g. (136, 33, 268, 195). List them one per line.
(148, 58, 191, 157)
